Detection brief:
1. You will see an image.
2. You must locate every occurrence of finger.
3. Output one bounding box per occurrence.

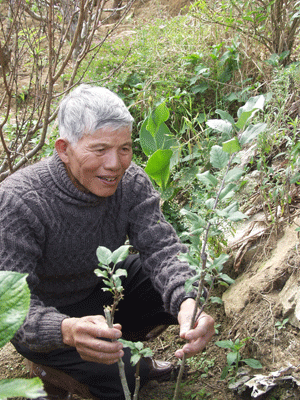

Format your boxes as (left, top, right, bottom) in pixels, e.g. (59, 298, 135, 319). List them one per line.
(86, 321, 122, 340)
(174, 336, 206, 359)
(80, 346, 124, 364)
(185, 314, 215, 341)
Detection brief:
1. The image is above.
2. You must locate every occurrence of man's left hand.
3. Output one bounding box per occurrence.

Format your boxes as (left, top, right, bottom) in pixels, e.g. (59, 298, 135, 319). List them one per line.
(175, 298, 215, 359)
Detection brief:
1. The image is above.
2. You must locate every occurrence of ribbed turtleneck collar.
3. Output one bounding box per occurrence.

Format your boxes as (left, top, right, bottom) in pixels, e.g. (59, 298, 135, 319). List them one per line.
(47, 151, 107, 206)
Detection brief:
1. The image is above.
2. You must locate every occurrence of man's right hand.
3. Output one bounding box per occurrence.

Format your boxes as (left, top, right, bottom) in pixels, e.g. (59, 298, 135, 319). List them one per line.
(61, 315, 123, 364)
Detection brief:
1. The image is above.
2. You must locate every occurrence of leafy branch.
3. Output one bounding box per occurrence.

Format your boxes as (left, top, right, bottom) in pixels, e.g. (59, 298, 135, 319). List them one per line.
(173, 95, 267, 399)
(95, 245, 153, 400)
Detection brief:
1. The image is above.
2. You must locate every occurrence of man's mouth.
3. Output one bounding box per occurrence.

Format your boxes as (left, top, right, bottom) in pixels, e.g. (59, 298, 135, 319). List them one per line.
(99, 176, 118, 182)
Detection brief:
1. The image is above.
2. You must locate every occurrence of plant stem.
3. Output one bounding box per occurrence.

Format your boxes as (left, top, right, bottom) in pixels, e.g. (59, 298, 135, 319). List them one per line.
(173, 154, 236, 400)
(104, 308, 132, 400)
(133, 361, 140, 400)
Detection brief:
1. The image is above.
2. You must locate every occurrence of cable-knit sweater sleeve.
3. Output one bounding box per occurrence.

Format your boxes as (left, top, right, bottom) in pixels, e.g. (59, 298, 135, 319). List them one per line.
(0, 189, 68, 352)
(124, 165, 197, 317)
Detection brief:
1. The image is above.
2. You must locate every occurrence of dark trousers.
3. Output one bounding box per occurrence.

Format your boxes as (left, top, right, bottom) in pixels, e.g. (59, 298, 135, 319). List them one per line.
(14, 255, 177, 400)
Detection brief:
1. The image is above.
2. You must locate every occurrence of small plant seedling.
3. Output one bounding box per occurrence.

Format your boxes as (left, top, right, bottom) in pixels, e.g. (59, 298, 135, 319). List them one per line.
(95, 245, 153, 400)
(275, 318, 289, 330)
(215, 337, 262, 381)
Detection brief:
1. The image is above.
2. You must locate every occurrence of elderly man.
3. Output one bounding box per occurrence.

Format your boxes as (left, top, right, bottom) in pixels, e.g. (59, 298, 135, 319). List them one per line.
(0, 85, 214, 400)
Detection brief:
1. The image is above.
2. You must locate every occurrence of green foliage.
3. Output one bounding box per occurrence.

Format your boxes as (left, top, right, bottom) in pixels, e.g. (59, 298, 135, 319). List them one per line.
(178, 96, 268, 293)
(183, 387, 211, 399)
(95, 245, 131, 295)
(275, 318, 289, 330)
(0, 272, 30, 348)
(140, 101, 179, 195)
(0, 378, 44, 400)
(191, 0, 300, 65)
(186, 352, 215, 378)
(0, 271, 45, 399)
(216, 337, 262, 380)
(95, 245, 153, 400)
(118, 339, 153, 366)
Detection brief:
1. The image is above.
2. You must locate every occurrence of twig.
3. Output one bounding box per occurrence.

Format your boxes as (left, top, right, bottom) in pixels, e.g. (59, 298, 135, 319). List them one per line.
(133, 360, 140, 400)
(104, 308, 131, 400)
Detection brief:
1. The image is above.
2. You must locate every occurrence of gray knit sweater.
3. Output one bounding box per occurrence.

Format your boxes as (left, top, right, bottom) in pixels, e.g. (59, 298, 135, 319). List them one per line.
(0, 152, 194, 352)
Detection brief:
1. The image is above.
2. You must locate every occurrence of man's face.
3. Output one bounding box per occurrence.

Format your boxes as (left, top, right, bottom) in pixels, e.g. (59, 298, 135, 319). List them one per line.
(60, 126, 133, 197)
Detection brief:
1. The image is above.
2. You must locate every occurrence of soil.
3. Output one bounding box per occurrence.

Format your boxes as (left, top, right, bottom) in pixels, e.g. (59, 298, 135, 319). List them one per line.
(1, 1, 300, 400)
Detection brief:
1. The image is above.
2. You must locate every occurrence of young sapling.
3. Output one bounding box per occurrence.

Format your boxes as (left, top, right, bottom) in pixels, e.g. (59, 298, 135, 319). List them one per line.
(95, 244, 153, 400)
(173, 95, 267, 399)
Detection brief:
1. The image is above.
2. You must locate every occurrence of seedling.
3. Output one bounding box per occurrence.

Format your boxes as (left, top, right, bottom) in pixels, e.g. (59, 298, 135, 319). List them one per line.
(173, 95, 268, 399)
(95, 245, 153, 400)
(275, 318, 289, 330)
(215, 337, 262, 381)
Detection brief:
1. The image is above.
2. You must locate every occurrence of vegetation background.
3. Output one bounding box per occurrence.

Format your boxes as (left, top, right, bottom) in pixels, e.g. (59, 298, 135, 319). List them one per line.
(0, 0, 300, 399)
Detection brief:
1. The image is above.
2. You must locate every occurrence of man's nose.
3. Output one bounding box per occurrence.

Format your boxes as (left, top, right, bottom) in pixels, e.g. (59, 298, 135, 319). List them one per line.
(104, 150, 121, 170)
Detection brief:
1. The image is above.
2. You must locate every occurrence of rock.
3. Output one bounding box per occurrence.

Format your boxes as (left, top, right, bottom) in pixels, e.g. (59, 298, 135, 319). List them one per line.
(278, 273, 300, 329)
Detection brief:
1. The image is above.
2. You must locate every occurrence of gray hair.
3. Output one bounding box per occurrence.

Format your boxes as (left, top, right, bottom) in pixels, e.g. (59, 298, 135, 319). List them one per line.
(58, 84, 134, 144)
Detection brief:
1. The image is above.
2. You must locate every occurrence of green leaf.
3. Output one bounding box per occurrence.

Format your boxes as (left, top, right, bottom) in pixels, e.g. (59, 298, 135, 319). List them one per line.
(96, 246, 112, 266)
(145, 149, 173, 189)
(185, 275, 200, 293)
(225, 167, 244, 182)
(211, 254, 230, 270)
(140, 347, 153, 358)
(219, 183, 237, 200)
(215, 340, 234, 350)
(236, 95, 265, 129)
(153, 102, 169, 126)
(205, 198, 216, 209)
(111, 245, 131, 265)
(215, 109, 235, 124)
(0, 271, 30, 348)
(237, 95, 265, 119)
(135, 341, 144, 351)
(210, 296, 223, 304)
(239, 123, 267, 146)
(210, 145, 229, 170)
(207, 119, 233, 135)
(222, 137, 241, 154)
(130, 354, 141, 366)
(220, 365, 230, 380)
(219, 273, 235, 285)
(227, 352, 238, 366)
(139, 119, 157, 156)
(94, 269, 109, 279)
(146, 114, 157, 137)
(178, 252, 199, 268)
(228, 211, 249, 222)
(191, 83, 209, 94)
(0, 377, 45, 399)
(243, 359, 262, 369)
(155, 122, 173, 151)
(113, 269, 128, 278)
(196, 171, 218, 187)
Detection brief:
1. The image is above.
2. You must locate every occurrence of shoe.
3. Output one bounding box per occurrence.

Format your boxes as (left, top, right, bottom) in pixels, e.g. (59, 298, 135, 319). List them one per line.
(26, 360, 92, 399)
(145, 324, 168, 341)
(143, 357, 174, 382)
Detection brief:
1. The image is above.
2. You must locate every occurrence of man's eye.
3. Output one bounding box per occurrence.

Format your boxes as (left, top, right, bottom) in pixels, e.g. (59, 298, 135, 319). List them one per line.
(121, 147, 131, 153)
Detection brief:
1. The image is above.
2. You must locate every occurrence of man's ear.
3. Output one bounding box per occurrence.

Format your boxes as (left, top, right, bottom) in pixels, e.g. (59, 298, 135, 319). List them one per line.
(55, 138, 70, 164)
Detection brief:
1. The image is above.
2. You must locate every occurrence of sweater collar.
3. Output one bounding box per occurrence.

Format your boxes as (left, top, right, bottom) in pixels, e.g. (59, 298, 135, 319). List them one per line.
(47, 151, 107, 206)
